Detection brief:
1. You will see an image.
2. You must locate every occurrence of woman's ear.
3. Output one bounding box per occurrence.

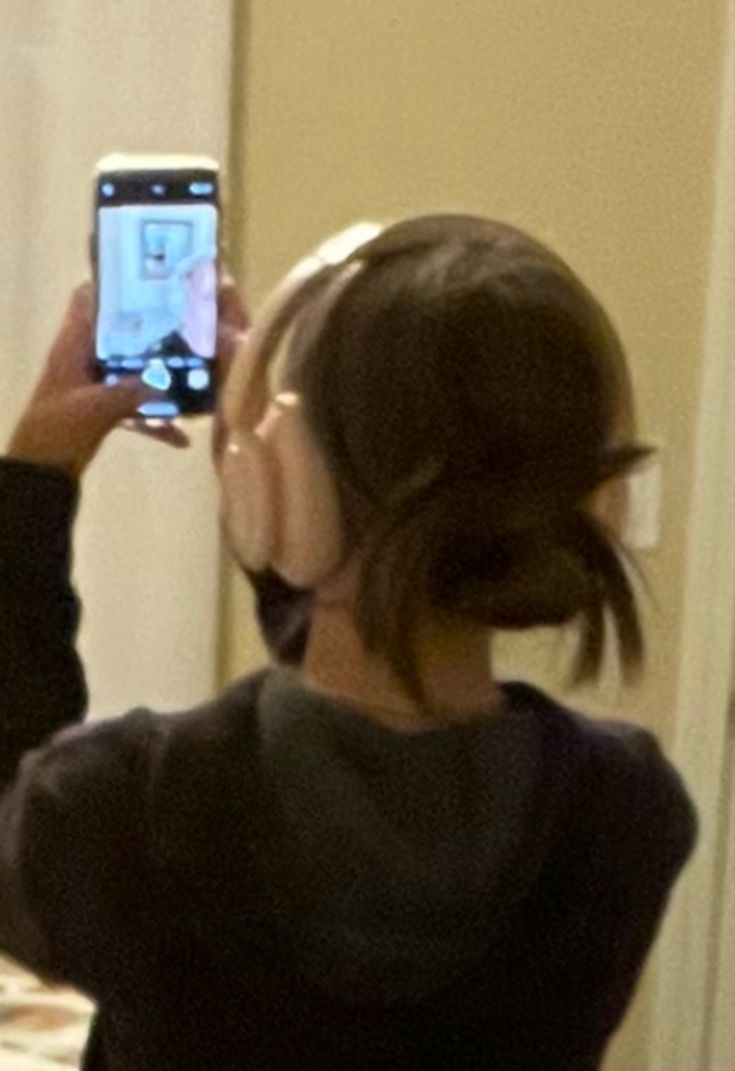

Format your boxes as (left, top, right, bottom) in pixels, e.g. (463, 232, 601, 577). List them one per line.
(590, 474, 631, 540)
(591, 393, 637, 541)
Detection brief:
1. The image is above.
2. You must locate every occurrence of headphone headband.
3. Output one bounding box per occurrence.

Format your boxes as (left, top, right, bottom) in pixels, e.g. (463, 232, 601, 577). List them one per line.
(223, 222, 385, 431)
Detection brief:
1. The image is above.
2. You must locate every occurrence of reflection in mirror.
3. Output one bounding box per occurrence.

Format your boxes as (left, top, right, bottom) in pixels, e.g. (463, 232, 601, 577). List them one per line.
(0, 3, 732, 1071)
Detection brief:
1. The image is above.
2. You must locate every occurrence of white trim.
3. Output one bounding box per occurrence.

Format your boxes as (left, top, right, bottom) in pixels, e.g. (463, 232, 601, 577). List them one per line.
(648, 3, 735, 1067)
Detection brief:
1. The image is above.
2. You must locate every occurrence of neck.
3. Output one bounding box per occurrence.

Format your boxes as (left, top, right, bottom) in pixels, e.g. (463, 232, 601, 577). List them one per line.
(299, 584, 502, 730)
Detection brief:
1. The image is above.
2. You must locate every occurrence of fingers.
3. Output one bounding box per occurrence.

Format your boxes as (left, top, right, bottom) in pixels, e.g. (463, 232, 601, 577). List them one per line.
(211, 410, 227, 469)
(15, 281, 208, 476)
(75, 378, 154, 430)
(218, 322, 248, 361)
(40, 277, 246, 404)
(37, 283, 96, 398)
(57, 283, 95, 363)
(70, 281, 95, 330)
(103, 381, 191, 448)
(120, 421, 191, 449)
(7, 377, 154, 477)
(218, 278, 249, 333)
(215, 278, 249, 392)
(78, 381, 191, 458)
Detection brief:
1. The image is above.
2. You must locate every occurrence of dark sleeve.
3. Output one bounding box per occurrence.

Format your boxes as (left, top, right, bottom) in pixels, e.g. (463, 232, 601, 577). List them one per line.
(582, 727, 699, 1052)
(0, 458, 88, 971)
(0, 458, 87, 783)
(1, 712, 160, 994)
(246, 568, 311, 666)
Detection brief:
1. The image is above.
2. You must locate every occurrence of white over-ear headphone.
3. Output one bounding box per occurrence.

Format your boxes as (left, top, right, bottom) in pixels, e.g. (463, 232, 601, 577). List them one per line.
(220, 222, 385, 588)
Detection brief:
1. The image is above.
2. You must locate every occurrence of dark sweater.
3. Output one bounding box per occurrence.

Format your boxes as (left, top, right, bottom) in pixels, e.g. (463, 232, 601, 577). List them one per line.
(0, 459, 698, 1070)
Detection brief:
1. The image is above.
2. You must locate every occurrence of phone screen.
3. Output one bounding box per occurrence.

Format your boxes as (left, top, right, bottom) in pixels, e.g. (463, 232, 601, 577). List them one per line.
(95, 166, 219, 419)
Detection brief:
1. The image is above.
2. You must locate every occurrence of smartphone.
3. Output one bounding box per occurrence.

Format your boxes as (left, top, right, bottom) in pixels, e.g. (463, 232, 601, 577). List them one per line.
(93, 153, 220, 419)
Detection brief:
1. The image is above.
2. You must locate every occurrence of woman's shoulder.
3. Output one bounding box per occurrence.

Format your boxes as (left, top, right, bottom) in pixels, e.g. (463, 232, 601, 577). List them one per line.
(504, 678, 680, 769)
(504, 680, 699, 877)
(24, 668, 273, 802)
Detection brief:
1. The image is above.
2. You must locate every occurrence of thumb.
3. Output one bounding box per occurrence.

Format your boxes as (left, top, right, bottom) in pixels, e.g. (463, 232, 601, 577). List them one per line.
(73, 377, 157, 428)
(65, 380, 165, 459)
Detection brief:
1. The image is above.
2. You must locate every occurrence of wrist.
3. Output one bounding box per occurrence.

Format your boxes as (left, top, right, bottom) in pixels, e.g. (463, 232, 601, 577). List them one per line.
(1, 452, 80, 488)
(6, 412, 85, 479)
(5, 444, 80, 480)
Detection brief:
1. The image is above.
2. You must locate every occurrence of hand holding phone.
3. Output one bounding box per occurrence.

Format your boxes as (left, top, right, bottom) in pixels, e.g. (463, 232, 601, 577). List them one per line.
(5, 156, 246, 478)
(6, 285, 190, 478)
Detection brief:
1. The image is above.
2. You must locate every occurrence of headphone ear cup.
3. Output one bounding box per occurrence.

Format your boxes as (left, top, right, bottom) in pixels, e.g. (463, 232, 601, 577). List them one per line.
(265, 400, 344, 588)
(220, 431, 277, 573)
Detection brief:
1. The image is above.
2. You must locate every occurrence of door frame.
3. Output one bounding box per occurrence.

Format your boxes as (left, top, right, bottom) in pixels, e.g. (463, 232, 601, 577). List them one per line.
(648, 4, 735, 1067)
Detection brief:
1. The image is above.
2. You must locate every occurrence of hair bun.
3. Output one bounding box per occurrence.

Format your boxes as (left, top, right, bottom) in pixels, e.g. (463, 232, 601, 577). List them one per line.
(482, 533, 593, 627)
(430, 510, 594, 629)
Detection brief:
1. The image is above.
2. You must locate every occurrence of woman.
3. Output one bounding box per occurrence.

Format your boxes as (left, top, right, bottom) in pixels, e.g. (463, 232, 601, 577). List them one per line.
(0, 214, 697, 1070)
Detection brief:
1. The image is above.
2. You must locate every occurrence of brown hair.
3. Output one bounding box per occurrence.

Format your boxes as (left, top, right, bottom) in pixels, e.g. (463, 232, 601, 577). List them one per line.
(284, 214, 653, 703)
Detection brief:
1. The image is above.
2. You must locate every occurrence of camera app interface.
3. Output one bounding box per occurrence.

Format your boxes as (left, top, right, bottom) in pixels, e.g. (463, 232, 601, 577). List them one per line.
(96, 178, 218, 418)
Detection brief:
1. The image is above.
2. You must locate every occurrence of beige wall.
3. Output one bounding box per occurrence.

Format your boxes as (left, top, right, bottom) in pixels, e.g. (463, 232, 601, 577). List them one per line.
(223, 3, 728, 1067)
(0, 2, 232, 718)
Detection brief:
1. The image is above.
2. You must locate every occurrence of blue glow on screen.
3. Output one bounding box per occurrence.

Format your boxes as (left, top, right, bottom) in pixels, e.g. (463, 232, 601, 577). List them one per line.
(96, 202, 217, 366)
(138, 400, 180, 419)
